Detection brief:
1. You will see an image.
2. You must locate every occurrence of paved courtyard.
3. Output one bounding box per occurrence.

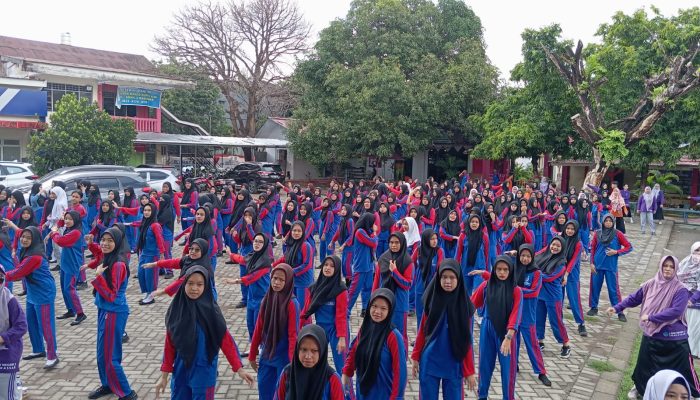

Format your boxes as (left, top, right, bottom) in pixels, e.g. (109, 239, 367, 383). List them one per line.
(16, 218, 678, 399)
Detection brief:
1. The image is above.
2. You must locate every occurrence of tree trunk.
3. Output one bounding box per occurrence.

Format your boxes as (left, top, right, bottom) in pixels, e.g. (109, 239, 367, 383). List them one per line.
(581, 148, 609, 190)
(639, 165, 649, 191)
(531, 155, 539, 177)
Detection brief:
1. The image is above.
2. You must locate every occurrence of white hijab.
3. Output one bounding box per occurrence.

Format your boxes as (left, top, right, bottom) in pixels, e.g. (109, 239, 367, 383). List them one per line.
(404, 217, 421, 247)
(678, 242, 700, 291)
(643, 369, 690, 400)
(49, 186, 68, 225)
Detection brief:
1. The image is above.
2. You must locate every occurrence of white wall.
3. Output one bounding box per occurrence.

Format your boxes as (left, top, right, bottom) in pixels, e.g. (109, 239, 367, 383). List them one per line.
(412, 150, 428, 181)
(289, 151, 320, 180)
(0, 128, 29, 160)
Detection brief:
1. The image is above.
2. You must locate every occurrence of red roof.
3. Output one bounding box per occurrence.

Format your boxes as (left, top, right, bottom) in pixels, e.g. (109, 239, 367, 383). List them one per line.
(0, 35, 160, 76)
(269, 117, 292, 129)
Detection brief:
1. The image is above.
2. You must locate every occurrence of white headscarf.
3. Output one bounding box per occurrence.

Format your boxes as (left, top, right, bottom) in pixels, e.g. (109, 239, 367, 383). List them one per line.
(642, 186, 655, 209)
(651, 184, 661, 200)
(49, 186, 68, 225)
(678, 242, 700, 291)
(403, 217, 421, 247)
(643, 369, 690, 400)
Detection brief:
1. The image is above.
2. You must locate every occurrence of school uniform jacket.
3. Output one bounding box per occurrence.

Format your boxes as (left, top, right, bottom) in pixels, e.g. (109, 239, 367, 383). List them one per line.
(249, 299, 300, 367)
(590, 231, 633, 272)
(412, 315, 475, 380)
(275, 370, 344, 400)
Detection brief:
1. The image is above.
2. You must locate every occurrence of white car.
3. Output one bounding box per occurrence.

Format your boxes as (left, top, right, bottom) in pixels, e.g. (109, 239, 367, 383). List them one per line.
(0, 162, 38, 188)
(136, 168, 180, 193)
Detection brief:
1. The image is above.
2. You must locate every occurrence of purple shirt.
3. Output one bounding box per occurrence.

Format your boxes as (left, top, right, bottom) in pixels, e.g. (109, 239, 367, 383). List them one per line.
(620, 189, 631, 205)
(0, 297, 28, 372)
(615, 286, 690, 341)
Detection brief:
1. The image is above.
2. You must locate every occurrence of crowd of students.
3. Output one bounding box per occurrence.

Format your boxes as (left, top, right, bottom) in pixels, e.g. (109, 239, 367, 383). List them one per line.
(0, 171, 692, 400)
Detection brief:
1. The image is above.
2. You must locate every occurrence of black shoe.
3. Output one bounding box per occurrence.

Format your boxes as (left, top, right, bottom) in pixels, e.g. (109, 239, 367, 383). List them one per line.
(17, 290, 26, 296)
(118, 390, 137, 400)
(22, 351, 46, 360)
(240, 351, 249, 358)
(158, 269, 165, 276)
(408, 310, 416, 317)
(566, 304, 571, 310)
(130, 250, 136, 254)
(138, 298, 155, 306)
(70, 313, 87, 326)
(587, 307, 598, 316)
(48, 258, 57, 264)
(538, 374, 552, 387)
(234, 301, 247, 309)
(122, 332, 130, 344)
(560, 345, 571, 359)
(216, 251, 223, 257)
(164, 271, 174, 279)
(618, 313, 627, 322)
(538, 342, 545, 351)
(87, 254, 94, 259)
(225, 260, 235, 265)
(88, 386, 113, 399)
(578, 324, 588, 337)
(76, 282, 88, 290)
(360, 309, 366, 318)
(56, 311, 76, 320)
(50, 264, 60, 271)
(179, 240, 187, 246)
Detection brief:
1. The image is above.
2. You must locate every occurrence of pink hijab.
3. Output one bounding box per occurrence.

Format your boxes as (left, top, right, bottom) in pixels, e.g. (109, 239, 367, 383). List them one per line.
(640, 255, 686, 337)
(609, 188, 626, 212)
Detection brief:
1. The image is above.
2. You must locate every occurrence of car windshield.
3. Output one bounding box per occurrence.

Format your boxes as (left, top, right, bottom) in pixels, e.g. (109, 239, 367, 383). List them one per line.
(261, 165, 282, 172)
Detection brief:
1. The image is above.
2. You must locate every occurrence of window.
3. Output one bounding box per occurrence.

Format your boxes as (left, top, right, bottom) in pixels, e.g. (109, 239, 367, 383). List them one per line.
(150, 171, 168, 180)
(5, 166, 26, 175)
(138, 172, 149, 180)
(118, 176, 143, 188)
(102, 91, 137, 117)
(91, 177, 120, 192)
(43, 83, 93, 112)
(0, 140, 21, 161)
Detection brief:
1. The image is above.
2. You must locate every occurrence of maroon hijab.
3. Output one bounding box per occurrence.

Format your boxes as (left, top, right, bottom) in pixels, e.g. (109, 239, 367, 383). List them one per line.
(260, 263, 295, 358)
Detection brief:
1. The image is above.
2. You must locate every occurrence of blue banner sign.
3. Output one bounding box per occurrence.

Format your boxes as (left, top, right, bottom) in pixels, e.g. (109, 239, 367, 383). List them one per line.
(0, 87, 47, 117)
(116, 87, 161, 109)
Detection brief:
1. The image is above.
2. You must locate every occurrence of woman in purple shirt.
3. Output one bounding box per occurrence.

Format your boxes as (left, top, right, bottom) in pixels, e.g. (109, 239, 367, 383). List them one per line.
(609, 255, 700, 399)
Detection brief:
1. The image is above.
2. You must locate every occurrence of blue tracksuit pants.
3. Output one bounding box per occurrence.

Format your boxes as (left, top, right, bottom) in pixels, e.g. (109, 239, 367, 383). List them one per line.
(137, 254, 159, 294)
(96, 310, 132, 398)
(589, 269, 622, 309)
(518, 324, 547, 375)
(295, 287, 309, 313)
(170, 383, 215, 400)
(60, 270, 83, 315)
(563, 265, 585, 324)
(320, 322, 348, 374)
(478, 318, 518, 400)
(347, 271, 373, 315)
(26, 302, 57, 359)
(536, 300, 569, 344)
(419, 372, 463, 400)
(258, 361, 285, 400)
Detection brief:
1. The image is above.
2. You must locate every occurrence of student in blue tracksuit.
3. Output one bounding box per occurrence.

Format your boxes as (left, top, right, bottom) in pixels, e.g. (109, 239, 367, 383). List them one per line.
(588, 213, 633, 321)
(226, 189, 251, 255)
(232, 206, 260, 308)
(471, 256, 523, 400)
(249, 264, 300, 400)
(296, 202, 316, 247)
(225, 233, 272, 338)
(121, 188, 138, 252)
(0, 224, 15, 293)
(411, 259, 477, 400)
(574, 198, 592, 256)
(372, 232, 414, 345)
(48, 210, 87, 326)
(155, 265, 254, 399)
(275, 221, 314, 308)
(6, 226, 58, 369)
(90, 201, 118, 239)
(535, 236, 572, 358)
(329, 204, 355, 282)
(560, 220, 588, 336)
(342, 288, 407, 400)
(135, 203, 166, 306)
(318, 198, 336, 262)
(411, 229, 444, 331)
(30, 183, 46, 227)
(438, 209, 460, 259)
(483, 204, 501, 267)
(275, 324, 345, 400)
(219, 187, 234, 245)
(300, 255, 349, 373)
(86, 227, 136, 400)
(376, 202, 395, 256)
(348, 213, 378, 316)
(85, 183, 102, 234)
(178, 179, 198, 232)
(456, 213, 489, 296)
(157, 194, 176, 269)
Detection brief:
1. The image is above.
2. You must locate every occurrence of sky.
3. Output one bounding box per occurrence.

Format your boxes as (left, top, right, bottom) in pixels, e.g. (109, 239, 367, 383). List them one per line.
(2, 0, 698, 79)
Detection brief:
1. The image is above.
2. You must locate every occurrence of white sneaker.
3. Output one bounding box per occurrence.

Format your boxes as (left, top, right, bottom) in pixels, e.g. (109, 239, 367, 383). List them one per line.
(628, 386, 639, 399)
(43, 358, 59, 369)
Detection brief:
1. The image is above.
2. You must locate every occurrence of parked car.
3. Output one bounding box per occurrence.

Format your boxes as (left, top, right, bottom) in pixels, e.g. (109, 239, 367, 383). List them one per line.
(136, 168, 181, 192)
(13, 170, 149, 201)
(223, 162, 284, 193)
(0, 162, 39, 188)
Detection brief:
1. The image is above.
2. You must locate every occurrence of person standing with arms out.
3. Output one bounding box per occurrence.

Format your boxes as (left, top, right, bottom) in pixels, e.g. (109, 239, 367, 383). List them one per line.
(560, 220, 588, 337)
(412, 228, 443, 331)
(535, 236, 572, 358)
(299, 255, 349, 374)
(342, 288, 407, 400)
(348, 213, 378, 317)
(5, 226, 58, 369)
(274, 221, 315, 308)
(456, 214, 490, 297)
(86, 227, 136, 400)
(588, 214, 633, 321)
(471, 256, 523, 400)
(155, 266, 254, 399)
(133, 203, 166, 306)
(329, 204, 355, 283)
(177, 179, 198, 239)
(249, 264, 300, 400)
(274, 324, 345, 400)
(637, 186, 657, 236)
(412, 259, 477, 400)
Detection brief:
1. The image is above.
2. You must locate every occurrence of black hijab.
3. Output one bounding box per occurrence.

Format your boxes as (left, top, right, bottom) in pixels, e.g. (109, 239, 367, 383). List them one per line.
(284, 324, 335, 400)
(158, 194, 175, 232)
(440, 210, 460, 250)
(11, 190, 26, 208)
(515, 243, 537, 287)
(180, 178, 196, 205)
(101, 227, 125, 289)
(298, 202, 314, 227)
(536, 236, 566, 275)
(19, 226, 45, 260)
(598, 214, 616, 246)
(229, 189, 252, 228)
(17, 205, 37, 229)
(237, 207, 259, 245)
(88, 185, 101, 207)
(302, 255, 346, 319)
(179, 238, 212, 278)
(418, 229, 438, 287)
(190, 206, 214, 242)
(165, 266, 227, 368)
(337, 204, 353, 242)
(353, 212, 375, 240)
(98, 201, 116, 225)
(64, 210, 82, 234)
(378, 202, 395, 233)
(486, 256, 517, 339)
(281, 200, 298, 236)
(466, 214, 484, 267)
(284, 221, 306, 265)
(245, 233, 272, 275)
(124, 187, 137, 207)
(562, 219, 581, 261)
(421, 259, 474, 359)
(356, 288, 396, 396)
(137, 203, 157, 253)
(377, 232, 412, 292)
(552, 210, 567, 235)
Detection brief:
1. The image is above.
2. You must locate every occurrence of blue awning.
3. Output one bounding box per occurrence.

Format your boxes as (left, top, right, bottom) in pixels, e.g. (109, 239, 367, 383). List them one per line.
(0, 87, 47, 117)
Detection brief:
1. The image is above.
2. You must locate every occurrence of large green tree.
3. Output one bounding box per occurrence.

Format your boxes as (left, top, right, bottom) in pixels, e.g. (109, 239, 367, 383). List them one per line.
(28, 94, 136, 174)
(156, 62, 230, 136)
(288, 0, 497, 168)
(541, 7, 700, 187)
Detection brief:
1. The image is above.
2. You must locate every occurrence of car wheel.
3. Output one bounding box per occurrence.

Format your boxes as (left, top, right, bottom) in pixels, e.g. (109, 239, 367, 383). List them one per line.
(248, 181, 258, 193)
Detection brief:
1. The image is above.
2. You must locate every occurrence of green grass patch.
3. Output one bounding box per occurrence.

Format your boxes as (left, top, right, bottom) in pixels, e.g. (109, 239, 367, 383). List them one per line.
(617, 333, 642, 400)
(589, 360, 617, 373)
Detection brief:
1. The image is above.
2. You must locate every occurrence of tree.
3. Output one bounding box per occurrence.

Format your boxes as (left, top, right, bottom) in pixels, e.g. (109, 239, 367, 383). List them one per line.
(288, 0, 497, 169)
(541, 7, 700, 187)
(646, 170, 683, 194)
(28, 94, 136, 175)
(155, 62, 230, 136)
(153, 0, 310, 138)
